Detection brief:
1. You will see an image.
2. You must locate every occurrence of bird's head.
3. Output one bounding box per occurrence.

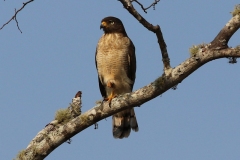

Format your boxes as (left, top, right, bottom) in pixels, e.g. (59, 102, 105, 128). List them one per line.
(100, 16, 126, 34)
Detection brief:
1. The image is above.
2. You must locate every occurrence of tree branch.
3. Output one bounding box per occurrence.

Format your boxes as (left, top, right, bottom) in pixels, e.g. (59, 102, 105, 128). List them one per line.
(14, 3, 240, 160)
(0, 0, 34, 33)
(9, 0, 240, 160)
(119, 0, 171, 72)
(209, 14, 240, 49)
(130, 0, 160, 13)
(18, 46, 240, 159)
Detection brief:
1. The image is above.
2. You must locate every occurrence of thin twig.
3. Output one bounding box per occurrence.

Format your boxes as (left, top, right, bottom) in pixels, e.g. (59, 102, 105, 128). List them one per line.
(0, 0, 34, 33)
(131, 0, 160, 13)
(120, 0, 171, 70)
(14, 8, 22, 33)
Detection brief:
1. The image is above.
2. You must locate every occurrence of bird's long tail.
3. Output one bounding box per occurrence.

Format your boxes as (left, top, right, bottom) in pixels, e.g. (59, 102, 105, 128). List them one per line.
(112, 108, 138, 139)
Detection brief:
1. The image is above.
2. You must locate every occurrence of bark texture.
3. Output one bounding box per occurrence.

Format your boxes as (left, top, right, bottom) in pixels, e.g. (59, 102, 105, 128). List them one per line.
(19, 48, 240, 160)
(210, 14, 240, 49)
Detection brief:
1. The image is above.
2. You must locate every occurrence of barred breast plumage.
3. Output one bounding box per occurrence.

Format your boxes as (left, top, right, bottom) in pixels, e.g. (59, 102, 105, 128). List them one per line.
(95, 16, 138, 139)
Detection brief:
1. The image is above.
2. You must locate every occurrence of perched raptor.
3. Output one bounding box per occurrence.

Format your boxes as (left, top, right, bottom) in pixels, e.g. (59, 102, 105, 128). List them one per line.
(95, 16, 139, 139)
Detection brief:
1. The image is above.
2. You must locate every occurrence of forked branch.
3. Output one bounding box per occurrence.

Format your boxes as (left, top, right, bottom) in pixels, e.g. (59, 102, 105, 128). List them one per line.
(119, 0, 171, 72)
(0, 0, 34, 33)
(130, 0, 160, 13)
(209, 13, 240, 49)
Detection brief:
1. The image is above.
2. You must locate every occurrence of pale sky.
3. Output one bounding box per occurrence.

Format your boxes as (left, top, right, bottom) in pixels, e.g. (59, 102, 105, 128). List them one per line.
(1, 1, 240, 160)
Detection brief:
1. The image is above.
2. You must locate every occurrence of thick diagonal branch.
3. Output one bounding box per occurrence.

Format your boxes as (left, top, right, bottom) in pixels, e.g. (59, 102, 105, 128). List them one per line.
(209, 14, 240, 49)
(20, 46, 240, 160)
(119, 0, 171, 71)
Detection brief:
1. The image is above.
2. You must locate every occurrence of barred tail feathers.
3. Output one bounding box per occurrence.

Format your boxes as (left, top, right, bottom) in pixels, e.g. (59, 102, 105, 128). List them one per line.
(112, 108, 138, 139)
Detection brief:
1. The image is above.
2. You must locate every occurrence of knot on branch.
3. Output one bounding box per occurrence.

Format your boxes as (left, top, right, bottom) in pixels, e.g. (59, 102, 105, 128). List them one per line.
(54, 91, 82, 125)
(69, 91, 82, 118)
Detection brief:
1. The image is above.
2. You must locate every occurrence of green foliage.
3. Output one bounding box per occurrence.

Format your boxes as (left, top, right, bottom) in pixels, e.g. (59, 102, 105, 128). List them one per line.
(55, 108, 72, 124)
(189, 45, 199, 56)
(189, 43, 206, 56)
(231, 4, 240, 16)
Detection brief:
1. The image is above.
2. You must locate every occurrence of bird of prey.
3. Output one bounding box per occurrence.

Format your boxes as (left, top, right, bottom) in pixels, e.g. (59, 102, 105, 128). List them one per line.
(95, 16, 139, 139)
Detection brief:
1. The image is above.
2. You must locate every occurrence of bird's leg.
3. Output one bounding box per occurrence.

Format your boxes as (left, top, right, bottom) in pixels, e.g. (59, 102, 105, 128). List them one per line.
(105, 81, 117, 103)
(106, 91, 115, 107)
(106, 91, 116, 102)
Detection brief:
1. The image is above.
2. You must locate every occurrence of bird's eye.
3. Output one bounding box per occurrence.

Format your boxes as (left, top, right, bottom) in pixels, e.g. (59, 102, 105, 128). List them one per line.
(109, 20, 114, 25)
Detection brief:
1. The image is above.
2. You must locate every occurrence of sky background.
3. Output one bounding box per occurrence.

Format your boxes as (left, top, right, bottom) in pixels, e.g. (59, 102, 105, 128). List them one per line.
(1, 1, 240, 160)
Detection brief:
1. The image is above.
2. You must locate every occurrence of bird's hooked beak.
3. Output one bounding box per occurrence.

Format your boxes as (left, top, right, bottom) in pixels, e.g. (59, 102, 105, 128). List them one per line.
(100, 21, 107, 29)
